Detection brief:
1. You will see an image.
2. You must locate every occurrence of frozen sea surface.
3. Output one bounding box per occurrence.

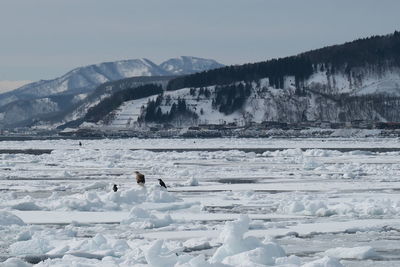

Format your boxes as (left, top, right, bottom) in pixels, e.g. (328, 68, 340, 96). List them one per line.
(0, 138, 400, 266)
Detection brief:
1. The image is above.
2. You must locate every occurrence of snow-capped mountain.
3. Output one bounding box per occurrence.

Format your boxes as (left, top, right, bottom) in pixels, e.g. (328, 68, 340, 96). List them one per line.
(160, 56, 224, 75)
(0, 57, 223, 106)
(0, 57, 224, 128)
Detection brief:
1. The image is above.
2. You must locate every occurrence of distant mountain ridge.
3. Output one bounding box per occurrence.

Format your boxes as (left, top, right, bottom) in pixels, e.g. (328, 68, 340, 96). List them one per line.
(160, 56, 224, 75)
(0, 56, 224, 128)
(0, 56, 223, 104)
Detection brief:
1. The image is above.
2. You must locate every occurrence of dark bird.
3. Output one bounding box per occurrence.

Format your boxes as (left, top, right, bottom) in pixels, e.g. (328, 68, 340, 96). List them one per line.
(158, 179, 167, 189)
(113, 184, 118, 192)
(135, 171, 145, 185)
(79, 142, 82, 146)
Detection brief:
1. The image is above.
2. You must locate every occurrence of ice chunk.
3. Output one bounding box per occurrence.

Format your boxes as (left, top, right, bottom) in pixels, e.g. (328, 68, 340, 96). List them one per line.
(144, 240, 178, 267)
(147, 186, 180, 203)
(10, 238, 53, 256)
(186, 177, 199, 186)
(210, 215, 285, 263)
(0, 257, 31, 267)
(175, 254, 226, 267)
(121, 207, 173, 229)
(303, 158, 323, 170)
(222, 246, 284, 266)
(12, 201, 42, 211)
(0, 211, 25, 226)
(61, 233, 130, 258)
(84, 181, 108, 190)
(17, 231, 32, 241)
(324, 246, 380, 260)
(109, 184, 181, 206)
(302, 256, 343, 267)
(287, 201, 305, 213)
(275, 255, 302, 265)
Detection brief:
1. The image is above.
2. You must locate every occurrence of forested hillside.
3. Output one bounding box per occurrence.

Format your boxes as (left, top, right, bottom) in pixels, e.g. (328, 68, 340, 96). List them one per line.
(167, 31, 400, 92)
(70, 32, 400, 129)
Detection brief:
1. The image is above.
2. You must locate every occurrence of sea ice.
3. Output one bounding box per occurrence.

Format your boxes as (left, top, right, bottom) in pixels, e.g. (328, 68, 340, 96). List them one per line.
(0, 211, 25, 226)
(121, 207, 173, 229)
(210, 215, 285, 264)
(324, 246, 380, 260)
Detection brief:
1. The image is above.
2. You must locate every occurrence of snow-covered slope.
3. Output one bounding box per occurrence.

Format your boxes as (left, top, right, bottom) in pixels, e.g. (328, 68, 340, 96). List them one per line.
(160, 56, 224, 75)
(58, 76, 174, 129)
(96, 75, 400, 129)
(0, 98, 59, 126)
(305, 66, 400, 96)
(95, 79, 300, 128)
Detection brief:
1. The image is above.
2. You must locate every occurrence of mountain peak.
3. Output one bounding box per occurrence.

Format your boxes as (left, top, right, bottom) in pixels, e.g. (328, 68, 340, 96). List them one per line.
(160, 56, 224, 75)
(3, 56, 223, 100)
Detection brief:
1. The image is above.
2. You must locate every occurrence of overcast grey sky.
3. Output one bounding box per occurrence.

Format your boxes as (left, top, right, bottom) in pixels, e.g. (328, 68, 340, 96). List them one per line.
(1, 0, 400, 83)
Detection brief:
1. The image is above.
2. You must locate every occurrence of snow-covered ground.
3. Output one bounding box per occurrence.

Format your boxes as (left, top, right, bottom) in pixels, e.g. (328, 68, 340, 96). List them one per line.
(1, 138, 400, 266)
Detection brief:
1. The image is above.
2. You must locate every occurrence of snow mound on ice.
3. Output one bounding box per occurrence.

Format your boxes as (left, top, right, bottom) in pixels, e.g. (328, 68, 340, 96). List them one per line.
(175, 254, 221, 267)
(142, 216, 299, 267)
(278, 199, 334, 217)
(0, 257, 31, 267)
(302, 158, 323, 170)
(278, 195, 400, 217)
(10, 238, 53, 256)
(84, 181, 108, 190)
(121, 207, 173, 229)
(0, 211, 25, 226)
(42, 233, 130, 260)
(303, 149, 341, 157)
(275, 255, 302, 266)
(186, 176, 199, 186)
(68, 233, 130, 257)
(6, 196, 43, 211)
(12, 200, 42, 211)
(210, 215, 285, 264)
(144, 240, 225, 267)
(222, 247, 285, 266)
(324, 246, 380, 260)
(57, 191, 109, 211)
(302, 256, 343, 267)
(35, 254, 119, 266)
(50, 184, 181, 211)
(109, 184, 180, 205)
(144, 239, 179, 267)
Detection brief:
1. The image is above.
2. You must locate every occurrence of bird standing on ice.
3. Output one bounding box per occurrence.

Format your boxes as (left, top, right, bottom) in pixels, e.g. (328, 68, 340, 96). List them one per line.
(135, 171, 145, 186)
(158, 179, 167, 189)
(112, 184, 118, 192)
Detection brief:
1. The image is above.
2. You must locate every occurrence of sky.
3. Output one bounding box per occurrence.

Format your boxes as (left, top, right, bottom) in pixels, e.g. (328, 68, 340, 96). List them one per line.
(0, 0, 400, 91)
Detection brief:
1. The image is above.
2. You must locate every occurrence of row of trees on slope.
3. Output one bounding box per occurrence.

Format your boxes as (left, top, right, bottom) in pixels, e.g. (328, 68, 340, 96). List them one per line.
(138, 95, 198, 124)
(84, 84, 163, 123)
(213, 83, 252, 115)
(167, 56, 313, 91)
(167, 31, 400, 92)
(305, 31, 400, 71)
